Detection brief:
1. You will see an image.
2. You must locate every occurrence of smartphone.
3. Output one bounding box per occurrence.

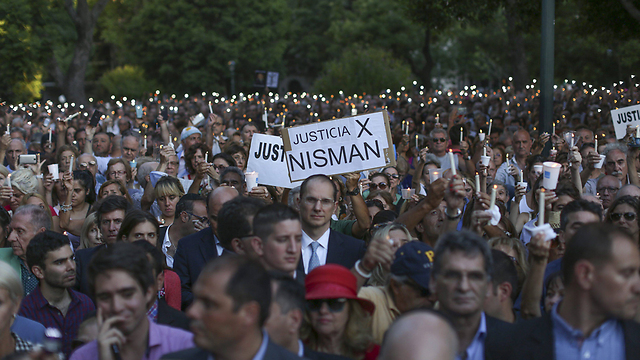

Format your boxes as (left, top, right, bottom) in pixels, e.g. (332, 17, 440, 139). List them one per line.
(192, 113, 205, 126)
(135, 104, 143, 118)
(19, 154, 37, 165)
(90, 110, 104, 127)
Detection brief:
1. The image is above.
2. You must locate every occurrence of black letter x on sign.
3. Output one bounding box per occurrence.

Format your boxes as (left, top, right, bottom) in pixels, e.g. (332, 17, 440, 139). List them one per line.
(356, 118, 372, 138)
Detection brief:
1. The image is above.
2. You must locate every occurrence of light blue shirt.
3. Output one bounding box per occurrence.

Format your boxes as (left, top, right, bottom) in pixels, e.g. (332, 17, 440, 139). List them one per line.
(208, 330, 270, 360)
(456, 312, 487, 360)
(551, 303, 625, 360)
(495, 160, 522, 189)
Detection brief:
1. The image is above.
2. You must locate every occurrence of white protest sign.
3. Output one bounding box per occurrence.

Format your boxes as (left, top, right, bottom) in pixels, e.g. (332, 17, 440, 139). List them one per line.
(611, 104, 640, 139)
(246, 134, 299, 188)
(282, 110, 395, 182)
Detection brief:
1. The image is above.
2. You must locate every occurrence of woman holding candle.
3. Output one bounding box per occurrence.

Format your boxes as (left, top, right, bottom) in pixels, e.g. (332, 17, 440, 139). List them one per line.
(59, 170, 96, 246)
(182, 143, 211, 180)
(55, 145, 79, 175)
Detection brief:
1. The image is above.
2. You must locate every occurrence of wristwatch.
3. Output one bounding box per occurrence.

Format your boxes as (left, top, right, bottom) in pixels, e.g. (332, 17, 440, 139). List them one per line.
(345, 187, 360, 196)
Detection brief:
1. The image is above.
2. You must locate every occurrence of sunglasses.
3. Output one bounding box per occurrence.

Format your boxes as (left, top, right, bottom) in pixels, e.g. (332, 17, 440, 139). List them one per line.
(550, 237, 564, 249)
(386, 174, 400, 179)
(611, 212, 637, 222)
(307, 298, 347, 313)
(79, 161, 97, 168)
(370, 182, 388, 190)
(432, 138, 447, 143)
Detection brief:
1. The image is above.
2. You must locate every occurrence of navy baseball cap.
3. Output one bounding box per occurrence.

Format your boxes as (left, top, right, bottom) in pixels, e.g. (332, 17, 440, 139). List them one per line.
(390, 241, 434, 290)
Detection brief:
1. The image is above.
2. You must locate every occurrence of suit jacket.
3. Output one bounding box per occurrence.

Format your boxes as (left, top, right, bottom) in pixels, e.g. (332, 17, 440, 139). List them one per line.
(173, 227, 230, 310)
(157, 298, 190, 331)
(490, 312, 640, 360)
(160, 338, 307, 360)
(303, 347, 350, 360)
(73, 245, 104, 298)
(484, 315, 516, 360)
(297, 229, 366, 274)
(0, 248, 21, 282)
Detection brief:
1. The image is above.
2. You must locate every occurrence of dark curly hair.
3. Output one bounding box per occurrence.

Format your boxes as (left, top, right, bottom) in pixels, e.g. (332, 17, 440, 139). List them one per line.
(184, 143, 211, 175)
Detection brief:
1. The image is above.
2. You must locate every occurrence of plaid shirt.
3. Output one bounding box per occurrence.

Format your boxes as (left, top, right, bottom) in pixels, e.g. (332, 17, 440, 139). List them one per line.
(13, 332, 34, 352)
(19, 258, 38, 296)
(19, 285, 95, 357)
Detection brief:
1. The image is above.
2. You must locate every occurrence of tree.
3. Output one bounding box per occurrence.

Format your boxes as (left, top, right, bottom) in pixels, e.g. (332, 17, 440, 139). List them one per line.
(49, 0, 110, 105)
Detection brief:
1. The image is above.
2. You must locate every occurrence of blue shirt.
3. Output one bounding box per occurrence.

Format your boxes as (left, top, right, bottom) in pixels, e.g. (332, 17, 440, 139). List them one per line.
(456, 312, 487, 360)
(551, 303, 625, 360)
(208, 330, 269, 360)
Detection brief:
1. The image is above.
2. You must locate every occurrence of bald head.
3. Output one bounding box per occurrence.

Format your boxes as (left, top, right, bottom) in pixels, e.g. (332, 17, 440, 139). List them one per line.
(379, 310, 458, 360)
(616, 184, 640, 199)
(512, 129, 532, 159)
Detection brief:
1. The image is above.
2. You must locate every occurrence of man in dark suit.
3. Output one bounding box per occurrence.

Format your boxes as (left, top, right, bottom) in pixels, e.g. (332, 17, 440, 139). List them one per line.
(429, 230, 513, 360)
(161, 256, 303, 360)
(160, 193, 207, 268)
(296, 174, 395, 287)
(173, 186, 238, 309)
(265, 272, 348, 360)
(494, 223, 640, 360)
(74, 195, 130, 296)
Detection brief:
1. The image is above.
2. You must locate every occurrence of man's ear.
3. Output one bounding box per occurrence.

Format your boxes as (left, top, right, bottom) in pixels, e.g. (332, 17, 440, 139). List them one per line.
(250, 237, 264, 256)
(232, 238, 246, 255)
(288, 308, 304, 336)
(180, 211, 189, 224)
(238, 301, 260, 327)
(37, 227, 46, 234)
(415, 222, 424, 234)
(498, 282, 512, 303)
(573, 260, 595, 290)
(31, 265, 45, 280)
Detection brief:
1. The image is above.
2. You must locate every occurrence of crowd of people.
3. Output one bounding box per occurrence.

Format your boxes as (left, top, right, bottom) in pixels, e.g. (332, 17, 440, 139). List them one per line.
(0, 79, 639, 360)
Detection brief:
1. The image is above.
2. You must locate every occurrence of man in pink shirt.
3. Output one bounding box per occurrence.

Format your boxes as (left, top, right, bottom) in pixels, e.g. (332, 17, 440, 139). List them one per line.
(70, 243, 193, 360)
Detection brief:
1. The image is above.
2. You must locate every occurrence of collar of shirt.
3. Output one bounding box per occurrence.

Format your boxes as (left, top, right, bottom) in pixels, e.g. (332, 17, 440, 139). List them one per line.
(214, 233, 224, 257)
(551, 302, 619, 346)
(458, 312, 487, 360)
(297, 339, 304, 357)
(301, 228, 331, 273)
(206, 330, 270, 360)
(381, 286, 401, 318)
(30, 285, 80, 311)
(147, 298, 159, 323)
(162, 224, 173, 254)
(301, 228, 330, 250)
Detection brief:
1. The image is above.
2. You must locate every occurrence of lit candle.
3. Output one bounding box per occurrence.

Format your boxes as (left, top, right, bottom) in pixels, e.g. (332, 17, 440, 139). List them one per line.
(209, 101, 213, 114)
(422, 121, 425, 132)
(552, 122, 555, 135)
(475, 173, 480, 194)
(48, 128, 52, 143)
(490, 184, 497, 209)
(401, 121, 405, 132)
(594, 135, 598, 153)
(144, 135, 147, 149)
(636, 126, 639, 138)
(519, 169, 523, 182)
(538, 189, 545, 227)
(5, 123, 9, 135)
(415, 134, 419, 148)
(448, 150, 456, 176)
(205, 152, 208, 163)
(570, 133, 575, 148)
(7, 174, 11, 189)
(488, 119, 493, 136)
(69, 155, 73, 172)
(459, 127, 463, 143)
(436, 114, 440, 124)
(483, 146, 487, 157)
(263, 109, 268, 128)
(405, 122, 409, 135)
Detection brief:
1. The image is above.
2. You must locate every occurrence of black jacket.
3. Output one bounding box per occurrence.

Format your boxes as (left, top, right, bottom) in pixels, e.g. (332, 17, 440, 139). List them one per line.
(161, 339, 307, 360)
(297, 229, 366, 274)
(157, 298, 190, 331)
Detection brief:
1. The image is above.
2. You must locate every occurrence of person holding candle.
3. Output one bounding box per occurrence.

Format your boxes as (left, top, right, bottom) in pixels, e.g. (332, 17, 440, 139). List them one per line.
(495, 130, 532, 190)
(181, 143, 211, 180)
(5, 139, 26, 172)
(59, 170, 96, 246)
(427, 129, 458, 174)
(602, 143, 629, 186)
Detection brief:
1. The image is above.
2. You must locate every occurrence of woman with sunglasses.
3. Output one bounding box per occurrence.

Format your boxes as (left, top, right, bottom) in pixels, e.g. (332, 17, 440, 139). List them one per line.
(605, 195, 640, 244)
(302, 264, 379, 360)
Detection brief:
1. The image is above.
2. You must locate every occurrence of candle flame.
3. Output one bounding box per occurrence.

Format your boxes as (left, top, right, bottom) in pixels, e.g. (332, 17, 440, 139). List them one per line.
(493, 184, 497, 189)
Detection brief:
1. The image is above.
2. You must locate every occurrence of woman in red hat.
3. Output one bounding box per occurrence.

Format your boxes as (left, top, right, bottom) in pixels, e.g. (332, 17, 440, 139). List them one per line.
(301, 264, 379, 360)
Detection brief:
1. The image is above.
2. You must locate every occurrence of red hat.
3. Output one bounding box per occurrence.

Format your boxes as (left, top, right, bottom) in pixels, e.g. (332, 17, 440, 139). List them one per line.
(304, 264, 375, 314)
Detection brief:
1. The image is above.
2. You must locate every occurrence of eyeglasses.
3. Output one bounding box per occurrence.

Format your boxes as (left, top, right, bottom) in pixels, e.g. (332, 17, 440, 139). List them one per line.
(108, 171, 126, 177)
(596, 187, 619, 194)
(303, 197, 335, 208)
(611, 212, 637, 222)
(79, 161, 97, 168)
(213, 122, 223, 127)
(186, 212, 209, 223)
(370, 182, 388, 190)
(307, 298, 347, 313)
(431, 138, 447, 143)
(386, 174, 400, 179)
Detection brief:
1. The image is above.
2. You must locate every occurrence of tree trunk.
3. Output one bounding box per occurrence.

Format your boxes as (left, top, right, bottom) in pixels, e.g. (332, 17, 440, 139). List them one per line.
(408, 27, 433, 90)
(505, 0, 528, 91)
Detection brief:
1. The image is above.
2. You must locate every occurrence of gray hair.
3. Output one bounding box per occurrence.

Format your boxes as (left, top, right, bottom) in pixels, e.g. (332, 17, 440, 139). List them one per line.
(288, 186, 301, 208)
(14, 204, 52, 231)
(138, 161, 159, 188)
(429, 128, 447, 140)
(0, 262, 22, 304)
(11, 169, 38, 195)
(602, 142, 628, 157)
(220, 166, 245, 183)
(10, 138, 26, 150)
(423, 153, 441, 167)
(432, 230, 493, 280)
(120, 132, 141, 149)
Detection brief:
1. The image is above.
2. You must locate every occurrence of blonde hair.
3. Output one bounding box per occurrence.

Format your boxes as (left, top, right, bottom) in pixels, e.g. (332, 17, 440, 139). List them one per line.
(21, 193, 50, 208)
(0, 165, 9, 179)
(0, 261, 23, 305)
(98, 180, 133, 203)
(11, 169, 38, 195)
(79, 213, 101, 250)
(302, 299, 374, 360)
(369, 223, 414, 286)
(154, 176, 185, 198)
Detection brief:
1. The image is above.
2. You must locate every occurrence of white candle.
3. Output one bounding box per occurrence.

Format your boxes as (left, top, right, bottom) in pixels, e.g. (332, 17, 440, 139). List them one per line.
(490, 184, 497, 209)
(483, 146, 487, 157)
(69, 155, 73, 172)
(538, 189, 545, 227)
(475, 173, 480, 193)
(636, 126, 639, 138)
(405, 122, 409, 135)
(459, 127, 463, 142)
(205, 153, 208, 163)
(209, 101, 213, 114)
(401, 121, 405, 132)
(570, 133, 575, 148)
(144, 135, 147, 149)
(263, 109, 268, 128)
(422, 121, 425, 132)
(48, 128, 52, 143)
(520, 169, 523, 182)
(415, 134, 418, 148)
(448, 150, 456, 176)
(7, 174, 11, 189)
(594, 135, 598, 153)
(436, 114, 440, 124)
(5, 123, 9, 135)
(488, 119, 493, 136)
(552, 122, 555, 135)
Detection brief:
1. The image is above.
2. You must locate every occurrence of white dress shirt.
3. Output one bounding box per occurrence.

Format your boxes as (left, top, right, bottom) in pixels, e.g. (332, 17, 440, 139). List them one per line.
(301, 228, 331, 274)
(162, 224, 174, 268)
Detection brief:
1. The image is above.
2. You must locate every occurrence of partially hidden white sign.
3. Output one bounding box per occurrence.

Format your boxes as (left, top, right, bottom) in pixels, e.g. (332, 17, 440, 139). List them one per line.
(246, 134, 298, 188)
(282, 111, 394, 182)
(611, 104, 640, 139)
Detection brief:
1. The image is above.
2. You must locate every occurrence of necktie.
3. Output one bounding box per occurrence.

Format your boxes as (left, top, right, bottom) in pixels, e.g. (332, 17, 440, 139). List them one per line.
(308, 241, 321, 273)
